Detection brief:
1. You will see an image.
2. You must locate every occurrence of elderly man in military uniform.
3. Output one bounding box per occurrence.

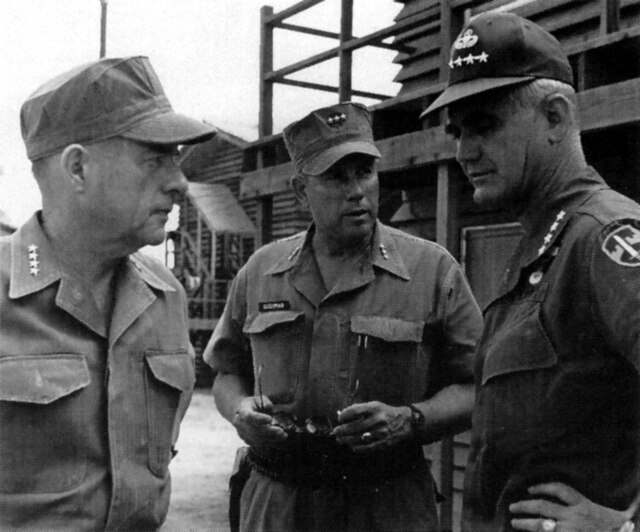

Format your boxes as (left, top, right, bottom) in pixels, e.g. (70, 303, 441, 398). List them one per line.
(421, 12, 639, 532)
(0, 56, 215, 529)
(205, 101, 483, 531)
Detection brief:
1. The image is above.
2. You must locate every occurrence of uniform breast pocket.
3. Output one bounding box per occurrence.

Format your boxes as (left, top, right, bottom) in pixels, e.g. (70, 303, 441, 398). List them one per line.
(145, 350, 195, 477)
(0, 354, 91, 493)
(350, 316, 426, 405)
(243, 311, 305, 405)
(480, 302, 558, 449)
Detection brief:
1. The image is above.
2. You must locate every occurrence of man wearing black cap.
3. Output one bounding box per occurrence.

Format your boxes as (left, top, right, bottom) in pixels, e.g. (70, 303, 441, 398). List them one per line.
(421, 12, 639, 532)
(205, 101, 483, 531)
(0, 56, 215, 529)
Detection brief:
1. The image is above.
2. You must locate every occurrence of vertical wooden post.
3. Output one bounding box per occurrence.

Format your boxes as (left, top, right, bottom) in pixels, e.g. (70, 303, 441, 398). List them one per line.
(601, 0, 620, 35)
(339, 0, 353, 102)
(436, 161, 459, 532)
(259, 6, 274, 138)
(99, 0, 108, 58)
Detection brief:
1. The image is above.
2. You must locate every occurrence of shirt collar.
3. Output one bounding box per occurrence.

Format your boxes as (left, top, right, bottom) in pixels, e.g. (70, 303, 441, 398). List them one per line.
(9, 212, 174, 299)
(265, 222, 410, 281)
(518, 167, 608, 268)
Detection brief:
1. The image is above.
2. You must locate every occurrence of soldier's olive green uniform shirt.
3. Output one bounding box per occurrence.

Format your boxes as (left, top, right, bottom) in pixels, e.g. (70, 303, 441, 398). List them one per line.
(206, 221, 482, 531)
(0, 213, 195, 531)
(463, 168, 640, 531)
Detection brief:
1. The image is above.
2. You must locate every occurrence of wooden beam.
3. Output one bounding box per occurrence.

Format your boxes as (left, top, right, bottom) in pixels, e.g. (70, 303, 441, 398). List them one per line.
(601, 0, 621, 34)
(339, 0, 354, 102)
(277, 77, 392, 100)
(240, 128, 457, 198)
(276, 22, 339, 39)
(267, 0, 325, 25)
(578, 77, 640, 132)
(274, 21, 414, 53)
(259, 6, 274, 138)
(241, 77, 640, 198)
(266, 9, 435, 81)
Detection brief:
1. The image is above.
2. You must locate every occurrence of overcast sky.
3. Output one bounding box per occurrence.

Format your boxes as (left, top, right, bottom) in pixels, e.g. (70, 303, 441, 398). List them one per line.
(0, 0, 400, 225)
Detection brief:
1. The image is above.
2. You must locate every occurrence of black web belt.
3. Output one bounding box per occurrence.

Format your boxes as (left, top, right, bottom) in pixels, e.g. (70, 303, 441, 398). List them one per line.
(247, 439, 426, 488)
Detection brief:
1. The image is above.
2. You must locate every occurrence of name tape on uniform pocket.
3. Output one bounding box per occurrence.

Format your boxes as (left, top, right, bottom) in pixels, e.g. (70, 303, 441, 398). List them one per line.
(259, 300, 291, 312)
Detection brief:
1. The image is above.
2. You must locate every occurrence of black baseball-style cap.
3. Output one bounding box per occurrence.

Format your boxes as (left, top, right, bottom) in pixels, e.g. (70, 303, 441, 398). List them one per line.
(420, 12, 573, 117)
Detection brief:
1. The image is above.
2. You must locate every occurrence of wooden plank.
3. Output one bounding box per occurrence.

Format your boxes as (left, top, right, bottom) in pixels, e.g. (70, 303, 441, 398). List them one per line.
(260, 6, 274, 137)
(578, 77, 640, 131)
(339, 0, 354, 102)
(602, 0, 621, 34)
(278, 77, 392, 100)
(240, 128, 457, 198)
(189, 318, 218, 331)
(266, 9, 436, 81)
(276, 21, 413, 53)
(267, 0, 325, 25)
(239, 78, 640, 197)
(565, 24, 640, 56)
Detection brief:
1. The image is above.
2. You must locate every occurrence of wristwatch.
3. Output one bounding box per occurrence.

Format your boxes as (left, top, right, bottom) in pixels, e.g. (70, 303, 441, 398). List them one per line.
(408, 404, 426, 435)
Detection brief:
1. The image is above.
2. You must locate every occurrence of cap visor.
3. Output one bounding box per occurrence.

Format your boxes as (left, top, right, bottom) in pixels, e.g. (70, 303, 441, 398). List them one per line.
(419, 76, 535, 118)
(302, 141, 381, 176)
(121, 111, 216, 145)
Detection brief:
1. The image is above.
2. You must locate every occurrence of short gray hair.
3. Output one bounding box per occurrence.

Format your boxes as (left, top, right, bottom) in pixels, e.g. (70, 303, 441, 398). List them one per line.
(508, 79, 578, 125)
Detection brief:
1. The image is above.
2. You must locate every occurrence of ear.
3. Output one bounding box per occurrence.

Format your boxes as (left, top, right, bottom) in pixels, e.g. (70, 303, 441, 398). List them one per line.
(542, 94, 572, 145)
(291, 174, 309, 208)
(60, 144, 89, 192)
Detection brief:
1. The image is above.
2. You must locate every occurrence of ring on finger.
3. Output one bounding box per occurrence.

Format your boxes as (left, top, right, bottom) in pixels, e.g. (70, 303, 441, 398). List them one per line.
(361, 431, 373, 442)
(542, 519, 557, 532)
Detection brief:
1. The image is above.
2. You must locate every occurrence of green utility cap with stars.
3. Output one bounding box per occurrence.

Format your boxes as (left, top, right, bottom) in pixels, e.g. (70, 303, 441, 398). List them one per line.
(283, 102, 381, 176)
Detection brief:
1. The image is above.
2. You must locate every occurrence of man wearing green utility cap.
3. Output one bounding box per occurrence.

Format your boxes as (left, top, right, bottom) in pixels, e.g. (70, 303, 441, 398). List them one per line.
(205, 101, 483, 531)
(0, 56, 215, 529)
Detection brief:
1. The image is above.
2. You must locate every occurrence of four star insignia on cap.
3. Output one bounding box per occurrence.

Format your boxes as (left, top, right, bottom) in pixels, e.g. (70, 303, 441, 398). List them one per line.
(538, 210, 566, 256)
(326, 113, 347, 127)
(28, 244, 40, 276)
(449, 51, 489, 69)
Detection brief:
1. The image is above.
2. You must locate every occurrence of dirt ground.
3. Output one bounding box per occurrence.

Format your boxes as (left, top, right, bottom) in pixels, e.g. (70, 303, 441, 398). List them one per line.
(161, 387, 243, 532)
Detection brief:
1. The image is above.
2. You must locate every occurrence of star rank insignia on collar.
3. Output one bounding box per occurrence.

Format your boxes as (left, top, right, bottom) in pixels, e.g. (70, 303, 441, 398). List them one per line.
(28, 244, 40, 276)
(379, 244, 388, 260)
(538, 210, 566, 257)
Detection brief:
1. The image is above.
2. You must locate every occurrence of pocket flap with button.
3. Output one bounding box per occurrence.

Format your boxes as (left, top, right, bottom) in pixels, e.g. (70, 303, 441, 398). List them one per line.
(0, 354, 90, 404)
(351, 316, 425, 343)
(145, 351, 195, 392)
(243, 311, 305, 334)
(482, 304, 557, 385)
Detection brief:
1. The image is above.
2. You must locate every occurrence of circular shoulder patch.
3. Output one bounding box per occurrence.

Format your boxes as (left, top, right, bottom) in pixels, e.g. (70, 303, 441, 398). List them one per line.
(600, 219, 640, 267)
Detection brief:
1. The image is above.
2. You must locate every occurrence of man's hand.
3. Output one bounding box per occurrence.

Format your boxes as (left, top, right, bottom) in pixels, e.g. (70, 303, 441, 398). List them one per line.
(509, 482, 632, 532)
(232, 395, 288, 448)
(331, 401, 412, 453)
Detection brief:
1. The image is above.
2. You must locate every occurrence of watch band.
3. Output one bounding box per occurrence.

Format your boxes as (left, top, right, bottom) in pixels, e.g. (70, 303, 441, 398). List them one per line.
(408, 404, 425, 434)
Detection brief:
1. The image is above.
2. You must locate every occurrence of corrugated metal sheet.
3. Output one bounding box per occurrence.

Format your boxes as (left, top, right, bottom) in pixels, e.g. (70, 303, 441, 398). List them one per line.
(187, 182, 256, 236)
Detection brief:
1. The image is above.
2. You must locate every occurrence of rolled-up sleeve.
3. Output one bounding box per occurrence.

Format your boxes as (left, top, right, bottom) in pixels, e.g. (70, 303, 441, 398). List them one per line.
(437, 261, 483, 387)
(203, 267, 253, 381)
